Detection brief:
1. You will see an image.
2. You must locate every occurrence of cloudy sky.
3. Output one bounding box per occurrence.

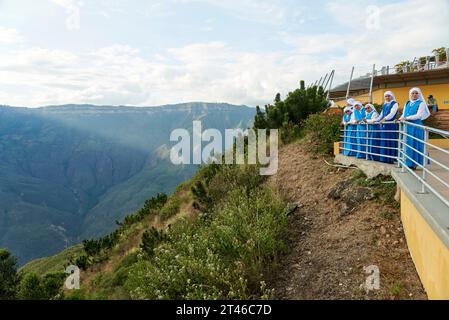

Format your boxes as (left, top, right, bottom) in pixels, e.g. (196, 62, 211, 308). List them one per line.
(0, 0, 448, 107)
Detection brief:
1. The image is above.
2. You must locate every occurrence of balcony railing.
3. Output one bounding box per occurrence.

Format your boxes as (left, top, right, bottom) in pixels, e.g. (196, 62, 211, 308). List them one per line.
(340, 121, 449, 207)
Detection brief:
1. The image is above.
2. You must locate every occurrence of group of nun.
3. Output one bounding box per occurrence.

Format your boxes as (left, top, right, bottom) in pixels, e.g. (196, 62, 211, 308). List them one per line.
(342, 87, 431, 169)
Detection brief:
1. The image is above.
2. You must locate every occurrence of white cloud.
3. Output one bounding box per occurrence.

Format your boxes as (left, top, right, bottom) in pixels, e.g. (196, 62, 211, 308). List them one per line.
(51, 0, 82, 30)
(0, 0, 448, 107)
(0, 27, 23, 44)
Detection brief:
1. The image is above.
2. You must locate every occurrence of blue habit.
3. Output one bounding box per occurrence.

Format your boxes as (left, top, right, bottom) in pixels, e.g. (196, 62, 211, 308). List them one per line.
(366, 111, 380, 161)
(379, 101, 399, 163)
(354, 107, 367, 159)
(404, 100, 425, 169)
(342, 114, 355, 156)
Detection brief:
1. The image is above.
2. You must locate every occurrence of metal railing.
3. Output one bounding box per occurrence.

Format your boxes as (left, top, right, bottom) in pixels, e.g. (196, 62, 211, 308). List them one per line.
(340, 120, 449, 207)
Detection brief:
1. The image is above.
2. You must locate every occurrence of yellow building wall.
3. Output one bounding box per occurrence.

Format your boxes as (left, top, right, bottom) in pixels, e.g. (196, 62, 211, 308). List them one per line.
(336, 83, 449, 110)
(400, 191, 449, 299)
(430, 139, 449, 149)
(334, 141, 341, 156)
(334, 139, 447, 156)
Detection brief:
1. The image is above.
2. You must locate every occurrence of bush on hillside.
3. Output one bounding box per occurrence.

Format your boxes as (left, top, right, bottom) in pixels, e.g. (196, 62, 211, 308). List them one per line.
(303, 113, 342, 154)
(0, 249, 20, 300)
(17, 272, 65, 300)
(125, 186, 287, 300)
(254, 81, 330, 143)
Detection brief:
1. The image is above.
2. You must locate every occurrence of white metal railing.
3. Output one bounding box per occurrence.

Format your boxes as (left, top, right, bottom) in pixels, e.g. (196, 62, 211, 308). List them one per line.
(340, 120, 449, 207)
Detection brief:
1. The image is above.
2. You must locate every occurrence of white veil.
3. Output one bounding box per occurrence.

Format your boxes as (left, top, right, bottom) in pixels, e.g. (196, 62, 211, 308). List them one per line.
(409, 87, 431, 120)
(384, 91, 396, 102)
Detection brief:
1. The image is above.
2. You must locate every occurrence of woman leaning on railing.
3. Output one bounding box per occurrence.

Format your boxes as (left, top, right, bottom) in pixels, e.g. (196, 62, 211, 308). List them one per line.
(398, 88, 431, 170)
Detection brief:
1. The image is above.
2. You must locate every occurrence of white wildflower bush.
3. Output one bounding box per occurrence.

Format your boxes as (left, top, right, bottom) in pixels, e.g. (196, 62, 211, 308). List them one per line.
(125, 165, 288, 300)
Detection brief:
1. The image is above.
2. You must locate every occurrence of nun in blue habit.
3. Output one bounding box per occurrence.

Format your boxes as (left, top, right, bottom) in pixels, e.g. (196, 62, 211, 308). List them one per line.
(350, 101, 367, 159)
(342, 106, 355, 156)
(364, 104, 380, 161)
(398, 87, 431, 169)
(377, 91, 399, 164)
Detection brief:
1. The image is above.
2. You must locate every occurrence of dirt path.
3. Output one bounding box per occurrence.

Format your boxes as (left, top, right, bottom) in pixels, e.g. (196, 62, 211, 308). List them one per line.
(268, 141, 427, 300)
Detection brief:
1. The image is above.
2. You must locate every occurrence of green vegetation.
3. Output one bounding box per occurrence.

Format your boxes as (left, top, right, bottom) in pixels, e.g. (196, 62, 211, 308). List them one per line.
(380, 211, 395, 220)
(21, 245, 83, 276)
(80, 193, 168, 268)
(254, 81, 329, 143)
(125, 164, 287, 299)
(9, 79, 327, 300)
(0, 103, 254, 265)
(302, 113, 341, 154)
(0, 249, 20, 300)
(395, 47, 447, 73)
(354, 171, 398, 207)
(159, 197, 181, 221)
(17, 272, 66, 300)
(389, 281, 405, 299)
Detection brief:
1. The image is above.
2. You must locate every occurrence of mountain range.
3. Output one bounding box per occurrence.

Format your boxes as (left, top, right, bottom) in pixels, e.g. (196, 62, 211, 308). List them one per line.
(0, 103, 255, 265)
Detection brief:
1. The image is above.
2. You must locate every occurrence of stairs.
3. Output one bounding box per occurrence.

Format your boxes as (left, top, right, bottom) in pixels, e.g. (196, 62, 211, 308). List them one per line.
(433, 110, 449, 132)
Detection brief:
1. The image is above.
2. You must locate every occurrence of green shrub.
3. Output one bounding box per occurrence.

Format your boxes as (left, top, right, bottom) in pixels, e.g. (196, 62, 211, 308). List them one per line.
(17, 272, 65, 300)
(303, 113, 341, 154)
(75, 255, 89, 271)
(125, 186, 287, 300)
(0, 249, 20, 300)
(140, 227, 168, 258)
(254, 81, 329, 131)
(159, 197, 181, 221)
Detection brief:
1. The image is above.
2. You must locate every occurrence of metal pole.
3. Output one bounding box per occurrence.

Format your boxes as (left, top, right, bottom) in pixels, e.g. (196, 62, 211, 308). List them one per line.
(446, 48, 449, 67)
(366, 123, 369, 160)
(346, 66, 354, 100)
(401, 122, 407, 173)
(420, 128, 429, 194)
(369, 64, 376, 103)
(397, 122, 402, 169)
(317, 76, 323, 87)
(326, 70, 335, 100)
(321, 73, 328, 89)
(323, 72, 331, 90)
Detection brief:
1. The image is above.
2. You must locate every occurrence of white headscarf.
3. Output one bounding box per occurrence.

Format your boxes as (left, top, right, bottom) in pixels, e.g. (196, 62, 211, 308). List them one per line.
(364, 103, 377, 114)
(353, 101, 363, 109)
(343, 106, 352, 113)
(346, 98, 355, 106)
(384, 91, 396, 102)
(409, 87, 431, 120)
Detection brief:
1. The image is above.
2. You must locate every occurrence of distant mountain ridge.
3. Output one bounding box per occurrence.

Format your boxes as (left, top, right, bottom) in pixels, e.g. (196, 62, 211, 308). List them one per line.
(0, 102, 255, 264)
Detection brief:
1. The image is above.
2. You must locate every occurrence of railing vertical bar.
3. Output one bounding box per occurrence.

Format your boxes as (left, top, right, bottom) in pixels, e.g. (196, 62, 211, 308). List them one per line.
(366, 123, 369, 160)
(420, 128, 429, 194)
(401, 122, 406, 173)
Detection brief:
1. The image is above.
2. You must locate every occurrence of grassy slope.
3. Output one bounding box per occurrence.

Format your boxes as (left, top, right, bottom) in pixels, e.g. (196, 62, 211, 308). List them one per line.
(21, 173, 198, 298)
(21, 245, 83, 275)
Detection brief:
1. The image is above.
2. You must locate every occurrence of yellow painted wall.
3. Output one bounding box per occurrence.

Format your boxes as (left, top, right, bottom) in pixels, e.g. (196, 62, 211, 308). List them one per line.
(430, 139, 449, 149)
(336, 83, 449, 110)
(400, 191, 449, 299)
(372, 83, 449, 110)
(333, 137, 447, 157)
(334, 141, 341, 156)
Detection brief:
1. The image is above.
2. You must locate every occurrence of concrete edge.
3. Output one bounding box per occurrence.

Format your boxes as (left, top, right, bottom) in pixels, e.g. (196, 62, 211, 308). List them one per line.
(391, 168, 449, 249)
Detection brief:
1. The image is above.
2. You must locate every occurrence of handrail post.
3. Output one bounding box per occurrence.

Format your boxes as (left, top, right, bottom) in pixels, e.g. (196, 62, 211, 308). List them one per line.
(366, 123, 369, 160)
(397, 121, 402, 169)
(401, 122, 406, 173)
(420, 127, 429, 194)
